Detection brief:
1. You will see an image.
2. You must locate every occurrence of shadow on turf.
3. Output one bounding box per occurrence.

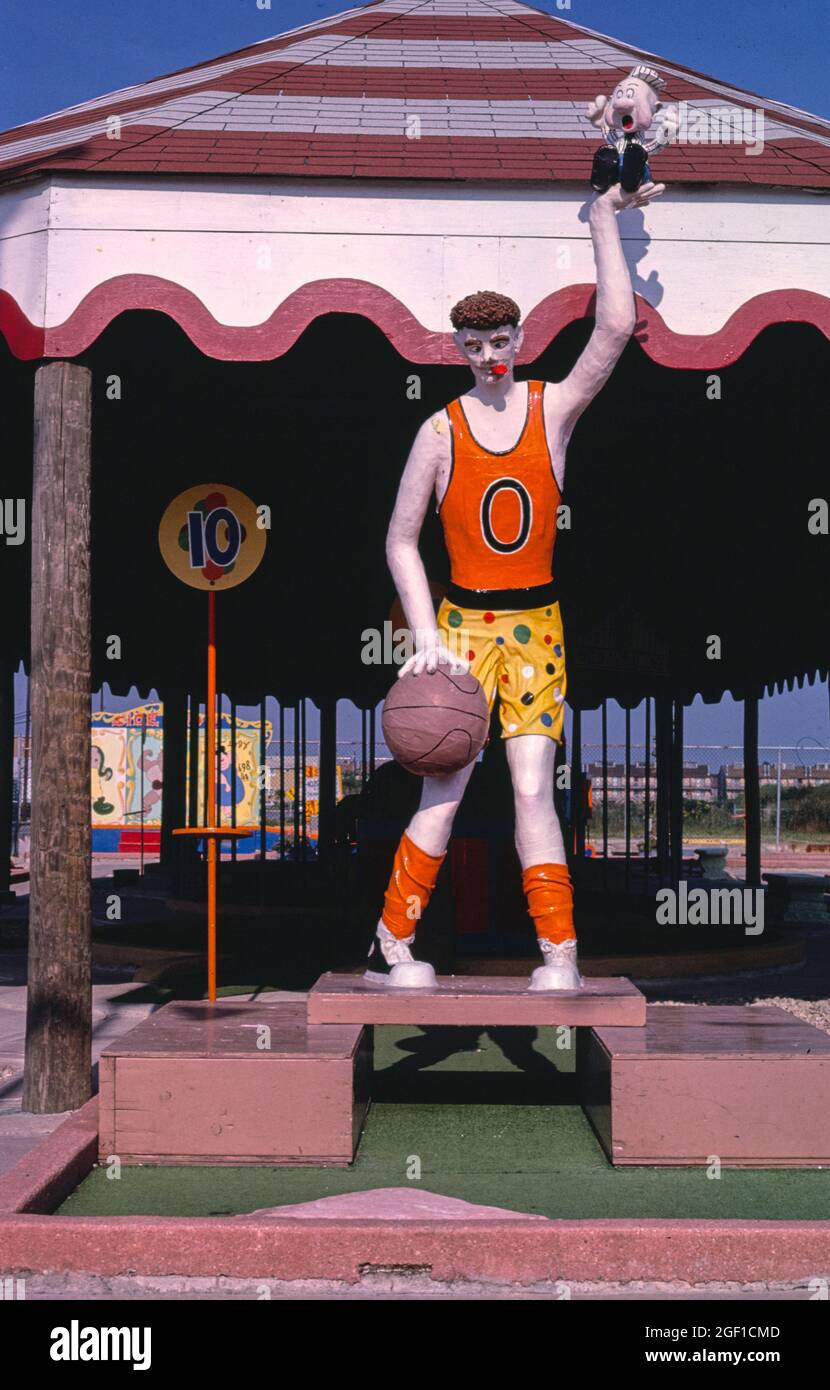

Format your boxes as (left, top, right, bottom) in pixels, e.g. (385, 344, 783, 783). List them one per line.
(372, 1025, 579, 1105)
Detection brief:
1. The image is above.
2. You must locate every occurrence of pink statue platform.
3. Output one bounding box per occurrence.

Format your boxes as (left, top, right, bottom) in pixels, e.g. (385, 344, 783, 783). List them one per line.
(99, 999, 370, 1167)
(98, 987, 830, 1170)
(579, 1004, 830, 1167)
(307, 971, 646, 1027)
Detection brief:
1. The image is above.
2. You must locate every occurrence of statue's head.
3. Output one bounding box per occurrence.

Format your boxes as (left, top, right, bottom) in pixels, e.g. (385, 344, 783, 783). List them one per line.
(450, 290, 523, 384)
(602, 64, 666, 137)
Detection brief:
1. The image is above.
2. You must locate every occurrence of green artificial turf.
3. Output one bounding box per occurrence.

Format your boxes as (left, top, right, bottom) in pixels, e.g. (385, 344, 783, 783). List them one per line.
(60, 1023, 830, 1220)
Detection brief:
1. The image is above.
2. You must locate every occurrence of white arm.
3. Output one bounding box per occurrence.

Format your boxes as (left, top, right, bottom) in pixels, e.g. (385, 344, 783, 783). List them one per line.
(386, 415, 469, 677)
(587, 92, 610, 138)
(548, 182, 663, 447)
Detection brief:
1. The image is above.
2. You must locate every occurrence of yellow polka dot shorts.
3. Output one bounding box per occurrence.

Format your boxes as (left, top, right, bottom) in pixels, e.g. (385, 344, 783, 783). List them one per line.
(436, 598, 567, 742)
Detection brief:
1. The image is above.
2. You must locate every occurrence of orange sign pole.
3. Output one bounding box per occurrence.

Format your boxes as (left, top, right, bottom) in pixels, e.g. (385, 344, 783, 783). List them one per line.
(206, 589, 218, 1001)
(173, 591, 246, 1002)
(163, 485, 266, 1004)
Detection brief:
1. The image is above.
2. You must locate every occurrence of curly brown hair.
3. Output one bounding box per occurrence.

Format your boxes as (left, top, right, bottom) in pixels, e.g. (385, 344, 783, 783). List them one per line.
(450, 290, 521, 331)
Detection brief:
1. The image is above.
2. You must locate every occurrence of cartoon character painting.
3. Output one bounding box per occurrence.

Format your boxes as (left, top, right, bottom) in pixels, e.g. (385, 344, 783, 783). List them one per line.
(218, 744, 246, 816)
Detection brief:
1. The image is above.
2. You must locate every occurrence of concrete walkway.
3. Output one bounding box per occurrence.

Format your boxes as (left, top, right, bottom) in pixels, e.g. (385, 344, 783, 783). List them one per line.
(0, 981, 154, 1179)
(2, 1272, 819, 1299)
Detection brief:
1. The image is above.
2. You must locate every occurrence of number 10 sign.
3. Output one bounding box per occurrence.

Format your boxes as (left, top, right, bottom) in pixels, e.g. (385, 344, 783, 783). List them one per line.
(158, 484, 266, 590)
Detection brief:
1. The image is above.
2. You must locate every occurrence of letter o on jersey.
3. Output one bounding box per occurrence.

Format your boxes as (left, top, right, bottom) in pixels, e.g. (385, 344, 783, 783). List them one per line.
(480, 477, 532, 554)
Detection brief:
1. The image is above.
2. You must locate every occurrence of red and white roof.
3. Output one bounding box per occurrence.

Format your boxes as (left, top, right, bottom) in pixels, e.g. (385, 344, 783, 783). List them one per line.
(1, 0, 828, 366)
(1, 0, 829, 187)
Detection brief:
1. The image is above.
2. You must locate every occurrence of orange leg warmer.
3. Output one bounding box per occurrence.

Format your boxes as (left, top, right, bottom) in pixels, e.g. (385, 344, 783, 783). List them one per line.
(522, 862, 576, 945)
(381, 831, 447, 940)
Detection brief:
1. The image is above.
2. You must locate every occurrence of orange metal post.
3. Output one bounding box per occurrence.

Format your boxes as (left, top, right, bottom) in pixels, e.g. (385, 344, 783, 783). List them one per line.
(206, 590, 217, 1002)
(173, 592, 248, 995)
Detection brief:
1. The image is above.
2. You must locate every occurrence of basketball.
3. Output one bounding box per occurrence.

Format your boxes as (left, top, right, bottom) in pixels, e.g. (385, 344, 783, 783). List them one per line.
(382, 659, 490, 776)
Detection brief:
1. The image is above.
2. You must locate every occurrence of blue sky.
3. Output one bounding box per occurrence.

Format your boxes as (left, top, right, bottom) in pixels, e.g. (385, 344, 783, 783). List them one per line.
(4, 1, 828, 747)
(2, 0, 828, 130)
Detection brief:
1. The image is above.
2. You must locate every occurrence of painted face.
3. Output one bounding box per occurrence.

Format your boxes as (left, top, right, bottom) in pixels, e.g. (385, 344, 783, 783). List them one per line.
(603, 77, 659, 137)
(453, 322, 523, 384)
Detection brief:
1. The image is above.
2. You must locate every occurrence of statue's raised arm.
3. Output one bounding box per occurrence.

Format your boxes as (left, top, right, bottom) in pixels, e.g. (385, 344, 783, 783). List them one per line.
(547, 179, 664, 462)
(544, 64, 677, 452)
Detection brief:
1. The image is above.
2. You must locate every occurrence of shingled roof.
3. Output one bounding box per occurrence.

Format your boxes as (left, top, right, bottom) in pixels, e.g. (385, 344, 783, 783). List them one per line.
(1, 0, 828, 187)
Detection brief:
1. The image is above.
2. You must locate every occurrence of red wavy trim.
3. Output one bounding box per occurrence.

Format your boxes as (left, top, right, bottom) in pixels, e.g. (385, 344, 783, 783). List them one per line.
(0, 275, 828, 367)
(0, 290, 45, 358)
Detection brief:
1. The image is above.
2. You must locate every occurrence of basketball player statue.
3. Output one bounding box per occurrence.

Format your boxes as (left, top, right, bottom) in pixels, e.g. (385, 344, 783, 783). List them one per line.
(365, 179, 663, 991)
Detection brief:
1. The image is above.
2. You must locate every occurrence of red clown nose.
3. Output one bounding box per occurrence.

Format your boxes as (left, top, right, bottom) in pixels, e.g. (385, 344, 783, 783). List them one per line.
(491, 364, 508, 376)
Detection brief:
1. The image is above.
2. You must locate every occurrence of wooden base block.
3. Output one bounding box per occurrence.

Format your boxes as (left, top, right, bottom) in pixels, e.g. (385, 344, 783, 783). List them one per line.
(579, 1005, 830, 1167)
(308, 973, 645, 1026)
(99, 1000, 371, 1166)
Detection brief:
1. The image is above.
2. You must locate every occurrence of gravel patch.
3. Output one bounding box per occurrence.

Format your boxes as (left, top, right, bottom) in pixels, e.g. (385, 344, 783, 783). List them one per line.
(749, 997, 830, 1032)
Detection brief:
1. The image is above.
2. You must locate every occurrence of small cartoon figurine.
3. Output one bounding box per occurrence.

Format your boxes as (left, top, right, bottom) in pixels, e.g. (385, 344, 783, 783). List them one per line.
(587, 64, 678, 193)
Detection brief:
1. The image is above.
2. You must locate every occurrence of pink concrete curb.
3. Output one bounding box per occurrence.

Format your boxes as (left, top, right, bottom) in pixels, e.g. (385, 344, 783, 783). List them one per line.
(1, 1105, 829, 1285)
(0, 1097, 98, 1215)
(2, 1212, 830, 1284)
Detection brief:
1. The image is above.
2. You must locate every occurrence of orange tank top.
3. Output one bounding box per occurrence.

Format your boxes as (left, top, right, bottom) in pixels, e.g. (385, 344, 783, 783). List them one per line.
(438, 380, 560, 591)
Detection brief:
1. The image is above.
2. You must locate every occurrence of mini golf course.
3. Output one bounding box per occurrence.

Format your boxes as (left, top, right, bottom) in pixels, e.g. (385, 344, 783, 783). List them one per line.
(59, 1022, 830, 1221)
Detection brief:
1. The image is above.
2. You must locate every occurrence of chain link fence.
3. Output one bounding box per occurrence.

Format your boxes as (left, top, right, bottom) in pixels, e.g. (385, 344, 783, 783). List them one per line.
(579, 743, 830, 852)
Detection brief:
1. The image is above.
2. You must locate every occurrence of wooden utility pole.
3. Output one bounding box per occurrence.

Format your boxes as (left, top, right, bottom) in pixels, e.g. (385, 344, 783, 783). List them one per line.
(24, 362, 92, 1113)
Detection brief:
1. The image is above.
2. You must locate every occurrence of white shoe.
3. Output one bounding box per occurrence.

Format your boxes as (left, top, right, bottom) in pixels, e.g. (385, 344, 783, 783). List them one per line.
(364, 922, 437, 988)
(528, 938, 584, 992)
